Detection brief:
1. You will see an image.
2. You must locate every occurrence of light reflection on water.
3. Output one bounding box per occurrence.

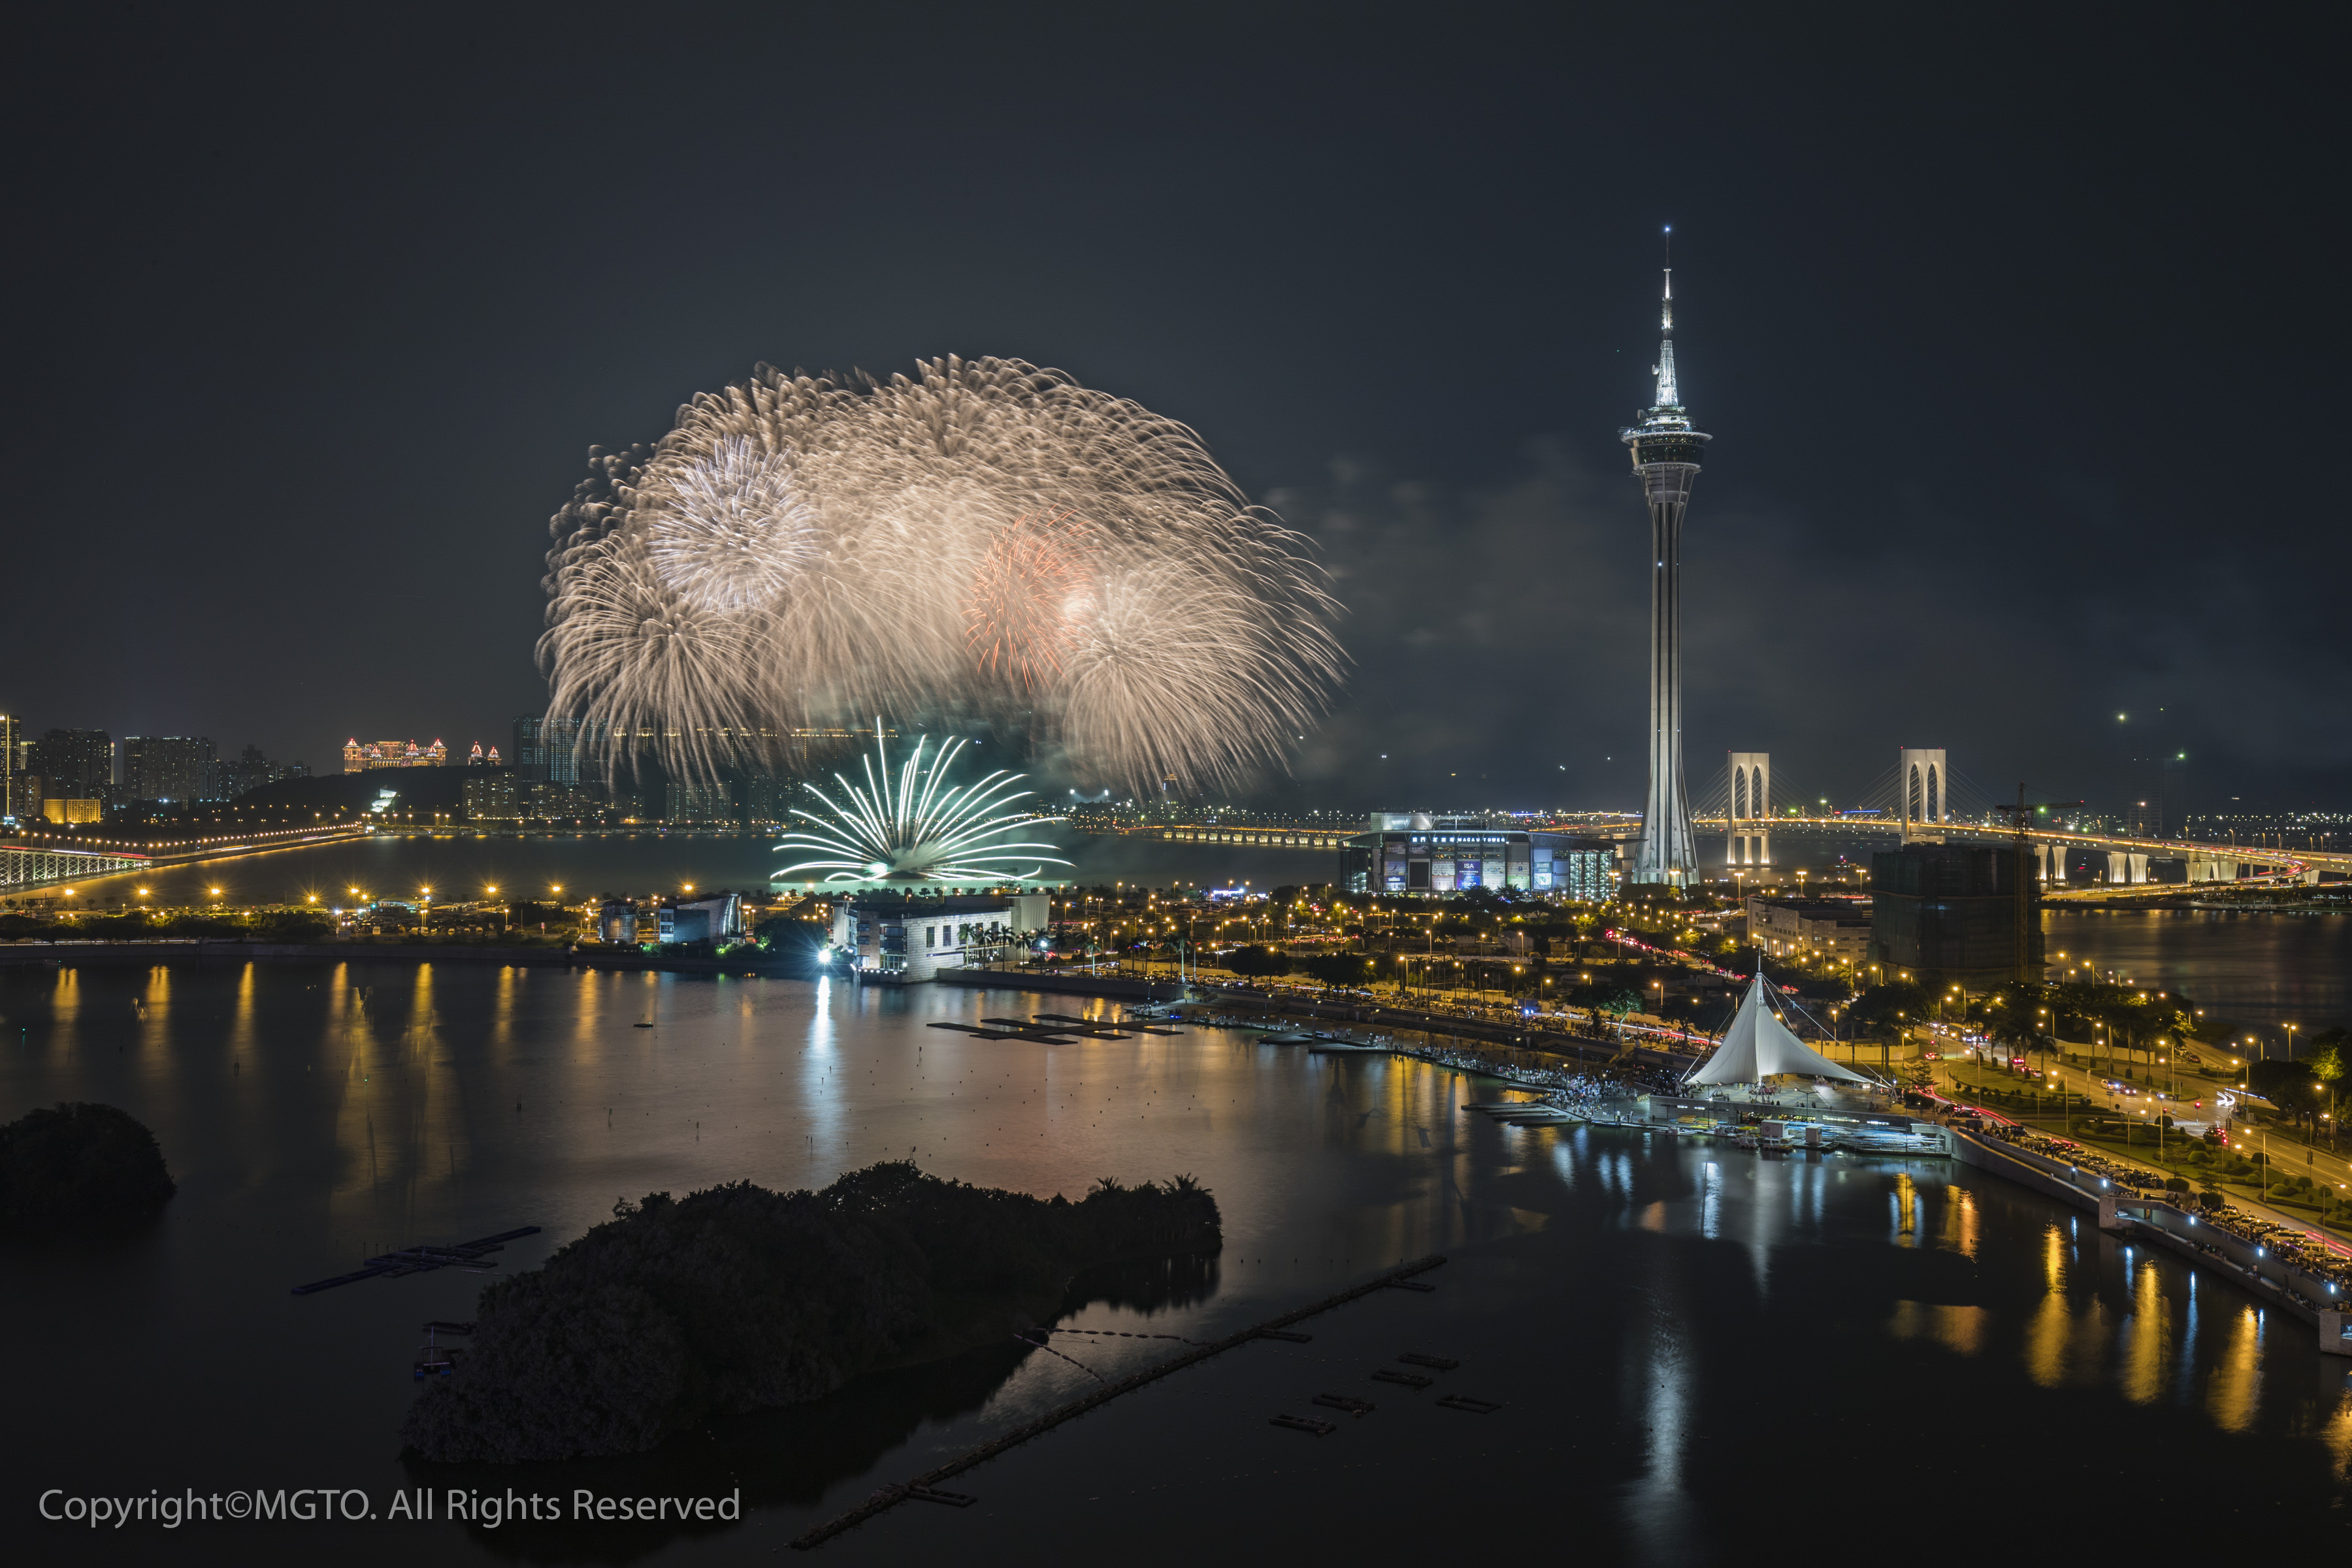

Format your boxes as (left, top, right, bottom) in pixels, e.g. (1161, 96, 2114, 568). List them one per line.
(0, 960, 2345, 1561)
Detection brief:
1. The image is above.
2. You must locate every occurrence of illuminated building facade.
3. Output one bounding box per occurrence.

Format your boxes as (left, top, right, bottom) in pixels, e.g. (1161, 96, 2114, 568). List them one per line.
(1341, 813, 1614, 898)
(343, 738, 449, 772)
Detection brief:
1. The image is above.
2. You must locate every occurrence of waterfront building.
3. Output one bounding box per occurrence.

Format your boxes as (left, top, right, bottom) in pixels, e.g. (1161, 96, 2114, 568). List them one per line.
(657, 894, 743, 945)
(1341, 813, 1615, 898)
(1869, 842, 2042, 987)
(531, 781, 604, 819)
(595, 899, 637, 945)
(463, 772, 526, 822)
(828, 891, 1049, 979)
(121, 734, 216, 802)
(1620, 237, 1710, 888)
(40, 798, 103, 824)
(1744, 896, 1872, 962)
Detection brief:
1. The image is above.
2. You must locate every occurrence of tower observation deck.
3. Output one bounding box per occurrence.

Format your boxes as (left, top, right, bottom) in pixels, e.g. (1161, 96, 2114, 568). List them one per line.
(1620, 234, 1711, 888)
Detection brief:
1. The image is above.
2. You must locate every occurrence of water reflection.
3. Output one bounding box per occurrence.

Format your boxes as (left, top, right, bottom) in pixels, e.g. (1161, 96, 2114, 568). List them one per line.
(1618, 1259, 1695, 1563)
(2025, 1224, 2072, 1386)
(1940, 1184, 1978, 1259)
(1887, 1299, 1986, 1356)
(2207, 1306, 2262, 1433)
(416, 1244, 1224, 1561)
(2121, 1256, 2169, 1405)
(2326, 1388, 2352, 1480)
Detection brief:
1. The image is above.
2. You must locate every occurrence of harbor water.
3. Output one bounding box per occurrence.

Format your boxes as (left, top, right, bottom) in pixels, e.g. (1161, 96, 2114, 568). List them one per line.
(1, 958, 2345, 1562)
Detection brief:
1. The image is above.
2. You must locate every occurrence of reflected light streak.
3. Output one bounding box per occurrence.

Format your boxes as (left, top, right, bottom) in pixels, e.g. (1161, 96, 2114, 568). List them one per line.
(2204, 1307, 2261, 1433)
(2120, 1258, 2167, 1405)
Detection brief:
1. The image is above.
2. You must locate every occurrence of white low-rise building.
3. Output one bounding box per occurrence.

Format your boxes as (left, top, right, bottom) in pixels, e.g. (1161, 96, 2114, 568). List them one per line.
(830, 892, 1051, 979)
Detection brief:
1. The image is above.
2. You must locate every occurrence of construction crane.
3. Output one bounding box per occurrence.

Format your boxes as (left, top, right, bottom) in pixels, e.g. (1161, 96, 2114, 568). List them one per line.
(1990, 784, 2083, 983)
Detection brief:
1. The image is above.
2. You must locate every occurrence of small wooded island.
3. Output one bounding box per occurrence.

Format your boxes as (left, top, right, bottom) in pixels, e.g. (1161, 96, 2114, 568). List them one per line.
(0, 1102, 177, 1224)
(402, 1161, 1222, 1463)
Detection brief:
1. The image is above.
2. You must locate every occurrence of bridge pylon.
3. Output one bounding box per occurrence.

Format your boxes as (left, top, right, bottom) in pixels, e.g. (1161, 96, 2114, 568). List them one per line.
(1897, 747, 1950, 843)
(1725, 751, 1770, 868)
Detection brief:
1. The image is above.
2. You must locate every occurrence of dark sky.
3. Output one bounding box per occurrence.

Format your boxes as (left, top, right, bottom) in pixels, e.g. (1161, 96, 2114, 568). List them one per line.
(7, 3, 2342, 815)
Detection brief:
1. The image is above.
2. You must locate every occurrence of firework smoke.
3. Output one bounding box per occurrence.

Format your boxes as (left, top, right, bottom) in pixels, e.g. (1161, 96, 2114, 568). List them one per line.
(540, 356, 1343, 788)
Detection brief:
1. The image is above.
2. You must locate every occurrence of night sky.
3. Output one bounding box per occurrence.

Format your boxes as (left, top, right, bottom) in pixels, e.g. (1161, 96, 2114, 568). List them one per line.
(7, 5, 2342, 815)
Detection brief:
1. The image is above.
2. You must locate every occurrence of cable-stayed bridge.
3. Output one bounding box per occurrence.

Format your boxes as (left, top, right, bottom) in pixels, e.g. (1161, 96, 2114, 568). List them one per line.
(0, 824, 370, 895)
(0, 843, 150, 892)
(1690, 749, 2347, 881)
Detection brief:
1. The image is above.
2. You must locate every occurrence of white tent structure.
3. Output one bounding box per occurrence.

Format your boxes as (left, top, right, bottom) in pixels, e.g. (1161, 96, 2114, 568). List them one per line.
(1685, 972, 1870, 1085)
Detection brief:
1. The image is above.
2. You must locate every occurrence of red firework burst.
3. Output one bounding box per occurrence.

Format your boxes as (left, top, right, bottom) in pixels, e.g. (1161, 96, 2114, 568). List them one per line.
(966, 510, 1094, 689)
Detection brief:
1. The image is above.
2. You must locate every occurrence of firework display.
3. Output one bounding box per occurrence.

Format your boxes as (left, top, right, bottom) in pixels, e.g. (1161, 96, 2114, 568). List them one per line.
(540, 357, 1342, 789)
(774, 725, 1070, 885)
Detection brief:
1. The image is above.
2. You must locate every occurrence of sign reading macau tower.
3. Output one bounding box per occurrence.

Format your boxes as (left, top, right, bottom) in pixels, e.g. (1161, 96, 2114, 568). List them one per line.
(1620, 229, 1711, 889)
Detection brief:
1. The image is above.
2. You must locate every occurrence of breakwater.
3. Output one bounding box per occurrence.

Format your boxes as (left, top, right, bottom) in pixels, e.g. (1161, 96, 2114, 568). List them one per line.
(933, 967, 1182, 1002)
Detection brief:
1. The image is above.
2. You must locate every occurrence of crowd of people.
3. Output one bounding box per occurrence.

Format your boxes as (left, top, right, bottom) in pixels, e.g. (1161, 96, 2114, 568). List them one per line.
(1982, 1122, 2352, 1294)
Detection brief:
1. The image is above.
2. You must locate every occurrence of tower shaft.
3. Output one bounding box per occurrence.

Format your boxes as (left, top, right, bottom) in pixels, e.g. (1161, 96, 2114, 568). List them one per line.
(1637, 463, 1698, 884)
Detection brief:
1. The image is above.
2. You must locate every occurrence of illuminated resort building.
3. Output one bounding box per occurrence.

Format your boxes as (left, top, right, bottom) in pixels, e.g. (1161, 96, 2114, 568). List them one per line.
(1341, 813, 1616, 898)
(344, 738, 449, 772)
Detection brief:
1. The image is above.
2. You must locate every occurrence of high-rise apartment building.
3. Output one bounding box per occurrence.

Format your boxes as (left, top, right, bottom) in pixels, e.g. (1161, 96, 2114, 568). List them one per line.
(121, 736, 217, 802)
(513, 715, 590, 784)
(463, 772, 527, 821)
(209, 742, 306, 800)
(28, 728, 115, 802)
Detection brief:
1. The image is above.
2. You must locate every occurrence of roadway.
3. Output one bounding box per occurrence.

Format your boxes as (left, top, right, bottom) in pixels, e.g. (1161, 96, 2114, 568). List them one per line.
(1919, 1034, 2352, 1247)
(1693, 814, 2352, 874)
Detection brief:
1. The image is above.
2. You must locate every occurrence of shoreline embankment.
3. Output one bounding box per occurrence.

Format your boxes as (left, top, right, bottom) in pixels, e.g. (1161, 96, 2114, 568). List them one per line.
(0, 940, 806, 977)
(1952, 1128, 2349, 1348)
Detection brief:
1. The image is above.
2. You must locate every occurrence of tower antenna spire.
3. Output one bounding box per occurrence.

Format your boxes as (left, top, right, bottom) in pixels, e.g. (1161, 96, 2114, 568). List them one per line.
(1652, 225, 1680, 408)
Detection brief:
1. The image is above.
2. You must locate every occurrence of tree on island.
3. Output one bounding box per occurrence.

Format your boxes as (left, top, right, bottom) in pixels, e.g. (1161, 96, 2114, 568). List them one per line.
(0, 1102, 177, 1224)
(401, 1162, 1220, 1464)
